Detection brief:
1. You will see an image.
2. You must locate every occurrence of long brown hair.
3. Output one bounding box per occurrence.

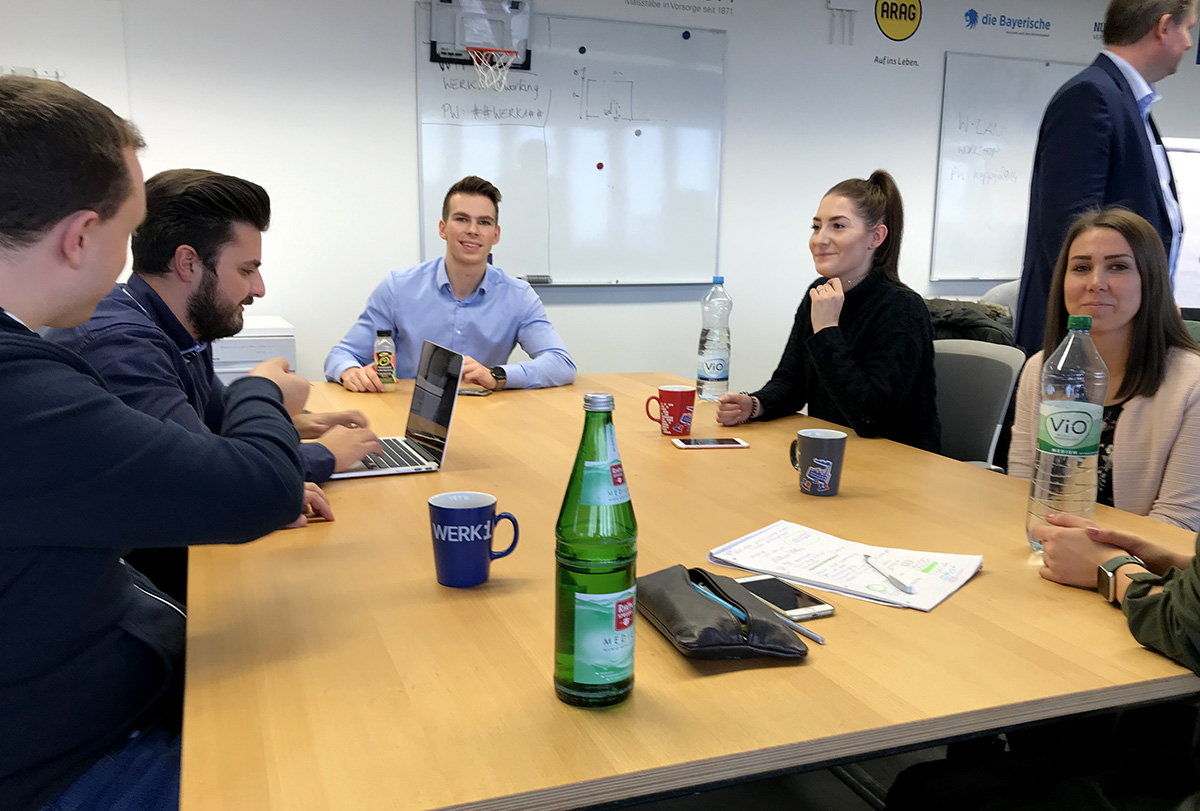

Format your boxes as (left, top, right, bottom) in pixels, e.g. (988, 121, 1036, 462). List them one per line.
(1043, 207, 1198, 399)
(824, 169, 905, 287)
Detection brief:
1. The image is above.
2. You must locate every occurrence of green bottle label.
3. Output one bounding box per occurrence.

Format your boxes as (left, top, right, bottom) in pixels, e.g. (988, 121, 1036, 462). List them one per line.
(580, 425, 630, 506)
(572, 585, 636, 684)
(1037, 401, 1103, 456)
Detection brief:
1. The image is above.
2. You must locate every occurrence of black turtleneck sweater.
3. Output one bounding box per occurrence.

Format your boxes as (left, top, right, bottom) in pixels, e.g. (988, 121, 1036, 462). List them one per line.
(751, 269, 941, 453)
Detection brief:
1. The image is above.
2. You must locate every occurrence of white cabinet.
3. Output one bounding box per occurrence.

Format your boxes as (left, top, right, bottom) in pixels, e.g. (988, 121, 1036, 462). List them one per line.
(211, 316, 296, 384)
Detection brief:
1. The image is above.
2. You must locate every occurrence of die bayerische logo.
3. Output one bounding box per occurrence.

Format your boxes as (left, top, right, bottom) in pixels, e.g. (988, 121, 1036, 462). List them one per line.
(876, 0, 921, 42)
(965, 9, 979, 28)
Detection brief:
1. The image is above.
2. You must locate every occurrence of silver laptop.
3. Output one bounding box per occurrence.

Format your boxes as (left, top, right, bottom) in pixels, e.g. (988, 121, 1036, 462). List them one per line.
(330, 341, 464, 479)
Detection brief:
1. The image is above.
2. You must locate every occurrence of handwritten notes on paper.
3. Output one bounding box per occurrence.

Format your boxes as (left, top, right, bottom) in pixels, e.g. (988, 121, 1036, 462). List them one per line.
(708, 520, 982, 612)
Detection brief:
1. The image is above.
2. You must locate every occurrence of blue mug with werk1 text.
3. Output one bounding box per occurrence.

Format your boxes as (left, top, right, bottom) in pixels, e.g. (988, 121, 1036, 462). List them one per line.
(428, 491, 519, 587)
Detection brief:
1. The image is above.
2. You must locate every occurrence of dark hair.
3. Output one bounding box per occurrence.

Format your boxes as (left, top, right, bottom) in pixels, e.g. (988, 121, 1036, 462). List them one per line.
(1043, 207, 1198, 399)
(824, 169, 905, 286)
(131, 169, 270, 276)
(441, 175, 502, 223)
(0, 75, 144, 250)
(1104, 0, 1197, 45)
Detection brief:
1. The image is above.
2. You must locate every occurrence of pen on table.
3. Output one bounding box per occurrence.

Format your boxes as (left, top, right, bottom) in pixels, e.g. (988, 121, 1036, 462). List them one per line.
(863, 554, 917, 594)
(691, 581, 826, 645)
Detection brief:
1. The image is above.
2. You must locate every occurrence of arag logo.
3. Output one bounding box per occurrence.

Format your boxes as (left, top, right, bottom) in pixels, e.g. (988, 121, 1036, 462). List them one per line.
(876, 0, 921, 42)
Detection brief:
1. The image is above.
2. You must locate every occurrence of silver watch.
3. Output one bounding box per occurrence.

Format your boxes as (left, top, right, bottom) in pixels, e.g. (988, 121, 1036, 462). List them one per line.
(1097, 555, 1144, 605)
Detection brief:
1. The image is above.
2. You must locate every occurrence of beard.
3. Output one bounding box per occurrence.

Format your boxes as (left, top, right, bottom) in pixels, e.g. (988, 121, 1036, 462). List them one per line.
(187, 267, 249, 344)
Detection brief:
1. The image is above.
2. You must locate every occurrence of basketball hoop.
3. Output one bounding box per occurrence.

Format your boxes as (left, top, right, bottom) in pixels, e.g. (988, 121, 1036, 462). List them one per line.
(466, 46, 518, 92)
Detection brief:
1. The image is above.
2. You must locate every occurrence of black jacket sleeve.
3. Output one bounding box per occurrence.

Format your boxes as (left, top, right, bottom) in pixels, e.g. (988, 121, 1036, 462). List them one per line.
(753, 301, 812, 420)
(4, 352, 304, 548)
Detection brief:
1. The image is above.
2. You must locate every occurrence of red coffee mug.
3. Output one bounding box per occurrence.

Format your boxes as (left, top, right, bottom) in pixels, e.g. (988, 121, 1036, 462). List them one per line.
(645, 385, 696, 436)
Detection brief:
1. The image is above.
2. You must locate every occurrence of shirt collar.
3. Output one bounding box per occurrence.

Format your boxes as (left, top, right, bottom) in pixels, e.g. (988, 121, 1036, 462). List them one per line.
(435, 257, 493, 300)
(0, 308, 30, 330)
(434, 257, 453, 292)
(124, 274, 208, 357)
(1102, 51, 1159, 117)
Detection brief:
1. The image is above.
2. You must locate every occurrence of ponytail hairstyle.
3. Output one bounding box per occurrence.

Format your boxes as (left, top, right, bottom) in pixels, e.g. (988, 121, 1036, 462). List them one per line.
(824, 169, 905, 287)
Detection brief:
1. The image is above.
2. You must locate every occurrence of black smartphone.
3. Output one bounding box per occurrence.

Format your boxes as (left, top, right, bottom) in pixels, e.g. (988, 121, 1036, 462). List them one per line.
(735, 575, 834, 621)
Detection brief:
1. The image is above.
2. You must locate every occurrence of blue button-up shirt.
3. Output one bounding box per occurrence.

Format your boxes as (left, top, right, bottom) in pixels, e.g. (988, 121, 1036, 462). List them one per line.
(47, 274, 334, 482)
(324, 258, 576, 389)
(1103, 50, 1183, 284)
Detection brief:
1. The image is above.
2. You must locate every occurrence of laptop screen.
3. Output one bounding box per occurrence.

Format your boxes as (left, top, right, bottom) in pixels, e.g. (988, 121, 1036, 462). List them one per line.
(405, 341, 464, 463)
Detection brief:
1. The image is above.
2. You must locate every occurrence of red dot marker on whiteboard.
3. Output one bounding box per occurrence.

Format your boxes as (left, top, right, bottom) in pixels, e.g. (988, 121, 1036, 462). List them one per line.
(596, 162, 604, 170)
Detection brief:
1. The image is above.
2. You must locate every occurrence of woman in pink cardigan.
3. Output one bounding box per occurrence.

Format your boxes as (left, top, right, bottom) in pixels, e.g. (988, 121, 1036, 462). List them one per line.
(1010, 208, 1200, 531)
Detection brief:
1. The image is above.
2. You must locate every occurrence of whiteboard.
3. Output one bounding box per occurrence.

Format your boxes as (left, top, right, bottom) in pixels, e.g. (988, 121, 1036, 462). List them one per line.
(0, 0, 129, 118)
(930, 52, 1083, 281)
(1165, 138, 1200, 309)
(416, 5, 725, 285)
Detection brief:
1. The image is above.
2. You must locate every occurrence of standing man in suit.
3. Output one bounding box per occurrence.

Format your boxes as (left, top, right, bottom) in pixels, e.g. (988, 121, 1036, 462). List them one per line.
(1015, 0, 1196, 353)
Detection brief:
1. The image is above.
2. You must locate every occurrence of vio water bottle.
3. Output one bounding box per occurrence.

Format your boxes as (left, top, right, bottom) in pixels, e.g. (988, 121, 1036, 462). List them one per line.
(697, 276, 732, 400)
(1025, 315, 1108, 551)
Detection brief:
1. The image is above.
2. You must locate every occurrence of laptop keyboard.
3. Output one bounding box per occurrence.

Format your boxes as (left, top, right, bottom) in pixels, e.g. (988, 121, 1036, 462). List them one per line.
(361, 438, 435, 471)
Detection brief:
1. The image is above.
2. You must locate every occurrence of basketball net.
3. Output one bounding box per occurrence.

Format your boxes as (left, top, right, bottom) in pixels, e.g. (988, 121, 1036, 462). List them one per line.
(467, 47, 518, 92)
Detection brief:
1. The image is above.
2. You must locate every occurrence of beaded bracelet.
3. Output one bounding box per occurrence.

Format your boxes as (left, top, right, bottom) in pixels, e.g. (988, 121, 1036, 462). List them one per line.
(739, 392, 762, 423)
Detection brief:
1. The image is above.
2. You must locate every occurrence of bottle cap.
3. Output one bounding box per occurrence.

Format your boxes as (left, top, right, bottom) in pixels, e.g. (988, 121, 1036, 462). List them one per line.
(583, 392, 615, 412)
(376, 329, 392, 337)
(1066, 315, 1092, 331)
(712, 275, 724, 284)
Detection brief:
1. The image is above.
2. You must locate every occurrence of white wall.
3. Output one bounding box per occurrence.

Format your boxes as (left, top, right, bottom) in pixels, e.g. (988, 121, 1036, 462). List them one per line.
(18, 0, 1200, 388)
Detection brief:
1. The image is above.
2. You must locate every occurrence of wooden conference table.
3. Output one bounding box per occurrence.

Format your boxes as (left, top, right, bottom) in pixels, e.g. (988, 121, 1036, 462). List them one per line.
(181, 373, 1200, 811)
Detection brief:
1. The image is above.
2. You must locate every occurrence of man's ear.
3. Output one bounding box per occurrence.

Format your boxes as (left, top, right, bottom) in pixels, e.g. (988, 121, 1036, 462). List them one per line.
(58, 210, 102, 270)
(437, 219, 447, 241)
(1154, 12, 1175, 41)
(172, 244, 203, 283)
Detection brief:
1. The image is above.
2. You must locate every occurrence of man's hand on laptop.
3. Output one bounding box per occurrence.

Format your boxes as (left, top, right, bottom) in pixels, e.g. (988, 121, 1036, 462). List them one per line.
(460, 356, 497, 390)
(341, 365, 386, 393)
(284, 482, 335, 529)
(294, 409, 369, 440)
(317, 424, 383, 472)
(249, 357, 311, 415)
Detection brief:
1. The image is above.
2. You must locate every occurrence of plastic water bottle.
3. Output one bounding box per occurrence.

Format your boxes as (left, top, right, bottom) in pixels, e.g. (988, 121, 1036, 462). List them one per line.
(373, 329, 396, 385)
(1025, 315, 1108, 551)
(697, 276, 732, 400)
(554, 392, 637, 707)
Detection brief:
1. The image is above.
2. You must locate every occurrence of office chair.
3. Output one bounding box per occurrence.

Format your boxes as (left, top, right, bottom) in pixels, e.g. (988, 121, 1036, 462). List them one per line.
(933, 339, 1027, 469)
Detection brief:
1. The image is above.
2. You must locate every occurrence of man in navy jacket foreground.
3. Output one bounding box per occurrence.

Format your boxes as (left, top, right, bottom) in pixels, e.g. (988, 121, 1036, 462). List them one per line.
(0, 75, 309, 810)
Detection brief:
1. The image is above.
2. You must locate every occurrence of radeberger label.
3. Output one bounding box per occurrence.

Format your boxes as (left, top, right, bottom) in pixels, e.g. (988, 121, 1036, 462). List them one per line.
(572, 586, 636, 684)
(1037, 401, 1102, 456)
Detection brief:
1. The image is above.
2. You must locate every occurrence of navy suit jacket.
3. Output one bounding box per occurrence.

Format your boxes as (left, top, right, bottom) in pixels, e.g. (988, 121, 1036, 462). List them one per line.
(1015, 54, 1178, 353)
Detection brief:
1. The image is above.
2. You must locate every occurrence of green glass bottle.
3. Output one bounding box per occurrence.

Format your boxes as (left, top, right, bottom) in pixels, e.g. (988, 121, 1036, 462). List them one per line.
(554, 392, 638, 707)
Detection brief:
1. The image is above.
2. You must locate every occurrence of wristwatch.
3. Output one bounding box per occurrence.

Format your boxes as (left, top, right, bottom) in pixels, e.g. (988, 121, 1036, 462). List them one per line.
(489, 366, 507, 391)
(1097, 555, 1145, 605)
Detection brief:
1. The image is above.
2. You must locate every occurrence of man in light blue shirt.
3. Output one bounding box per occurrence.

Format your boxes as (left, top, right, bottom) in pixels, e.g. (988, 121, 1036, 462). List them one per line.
(325, 176, 576, 392)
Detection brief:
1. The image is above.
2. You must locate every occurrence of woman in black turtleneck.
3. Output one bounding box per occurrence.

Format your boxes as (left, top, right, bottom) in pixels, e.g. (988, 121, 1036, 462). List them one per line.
(716, 170, 940, 453)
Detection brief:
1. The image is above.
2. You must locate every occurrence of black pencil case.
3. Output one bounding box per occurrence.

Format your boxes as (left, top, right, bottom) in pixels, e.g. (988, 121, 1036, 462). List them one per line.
(636, 565, 808, 660)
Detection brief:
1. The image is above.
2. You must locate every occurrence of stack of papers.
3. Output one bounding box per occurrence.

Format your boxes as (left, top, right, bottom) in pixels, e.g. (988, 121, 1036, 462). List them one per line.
(708, 520, 983, 611)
